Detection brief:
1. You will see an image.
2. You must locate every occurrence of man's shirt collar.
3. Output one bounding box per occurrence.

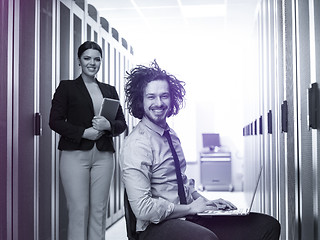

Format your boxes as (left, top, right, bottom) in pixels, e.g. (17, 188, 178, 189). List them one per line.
(141, 116, 169, 136)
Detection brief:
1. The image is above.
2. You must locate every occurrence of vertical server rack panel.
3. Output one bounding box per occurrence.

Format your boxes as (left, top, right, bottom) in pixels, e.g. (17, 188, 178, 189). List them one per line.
(243, 0, 320, 239)
(310, 0, 320, 239)
(283, 0, 299, 239)
(1, 1, 12, 240)
(1, 0, 42, 239)
(295, 1, 313, 239)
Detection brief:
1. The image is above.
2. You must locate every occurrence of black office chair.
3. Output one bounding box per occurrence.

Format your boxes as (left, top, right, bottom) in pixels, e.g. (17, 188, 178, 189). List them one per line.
(124, 189, 139, 240)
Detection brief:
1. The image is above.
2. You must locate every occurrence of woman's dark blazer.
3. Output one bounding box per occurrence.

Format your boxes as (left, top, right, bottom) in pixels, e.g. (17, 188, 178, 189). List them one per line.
(49, 76, 127, 152)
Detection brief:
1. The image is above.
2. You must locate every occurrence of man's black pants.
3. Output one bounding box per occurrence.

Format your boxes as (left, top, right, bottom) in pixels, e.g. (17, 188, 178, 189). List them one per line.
(138, 212, 281, 240)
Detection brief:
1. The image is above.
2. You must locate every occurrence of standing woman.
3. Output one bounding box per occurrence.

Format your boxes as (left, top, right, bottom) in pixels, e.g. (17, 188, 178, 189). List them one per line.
(49, 41, 127, 240)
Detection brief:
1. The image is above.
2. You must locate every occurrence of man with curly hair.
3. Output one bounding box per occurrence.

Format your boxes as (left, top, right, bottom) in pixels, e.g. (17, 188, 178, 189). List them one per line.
(120, 60, 280, 240)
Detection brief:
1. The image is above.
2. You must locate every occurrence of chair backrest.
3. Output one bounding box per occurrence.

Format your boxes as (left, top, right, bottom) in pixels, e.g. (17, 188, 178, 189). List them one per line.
(124, 189, 139, 240)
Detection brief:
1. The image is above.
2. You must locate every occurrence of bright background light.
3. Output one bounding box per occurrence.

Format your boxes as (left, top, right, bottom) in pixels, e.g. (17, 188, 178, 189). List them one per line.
(88, 0, 259, 190)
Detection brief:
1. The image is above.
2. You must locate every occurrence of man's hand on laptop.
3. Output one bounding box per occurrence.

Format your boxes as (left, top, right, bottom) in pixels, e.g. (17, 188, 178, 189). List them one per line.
(188, 197, 211, 214)
(206, 198, 237, 211)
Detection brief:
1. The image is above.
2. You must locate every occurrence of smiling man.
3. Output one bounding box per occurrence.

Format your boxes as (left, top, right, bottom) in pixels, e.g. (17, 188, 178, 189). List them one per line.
(143, 79, 171, 128)
(120, 60, 280, 240)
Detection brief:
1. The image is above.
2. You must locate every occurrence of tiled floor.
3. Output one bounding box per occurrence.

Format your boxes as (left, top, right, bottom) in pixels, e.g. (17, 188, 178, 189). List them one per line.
(105, 217, 127, 240)
(105, 191, 247, 240)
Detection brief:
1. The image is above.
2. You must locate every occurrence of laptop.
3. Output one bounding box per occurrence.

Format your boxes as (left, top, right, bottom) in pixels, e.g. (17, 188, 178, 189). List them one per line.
(197, 167, 262, 216)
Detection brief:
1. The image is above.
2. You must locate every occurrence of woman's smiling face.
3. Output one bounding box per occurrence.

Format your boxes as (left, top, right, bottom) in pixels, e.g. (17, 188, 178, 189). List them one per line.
(78, 49, 102, 78)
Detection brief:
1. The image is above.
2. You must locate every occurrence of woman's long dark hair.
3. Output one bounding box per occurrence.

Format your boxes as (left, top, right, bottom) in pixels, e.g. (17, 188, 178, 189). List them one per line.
(124, 60, 186, 119)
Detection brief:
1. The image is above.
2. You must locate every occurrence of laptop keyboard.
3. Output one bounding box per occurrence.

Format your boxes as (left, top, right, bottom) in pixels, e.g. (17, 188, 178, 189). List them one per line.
(201, 208, 249, 215)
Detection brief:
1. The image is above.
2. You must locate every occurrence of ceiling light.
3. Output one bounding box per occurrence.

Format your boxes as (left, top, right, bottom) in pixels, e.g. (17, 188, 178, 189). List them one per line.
(181, 4, 226, 18)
